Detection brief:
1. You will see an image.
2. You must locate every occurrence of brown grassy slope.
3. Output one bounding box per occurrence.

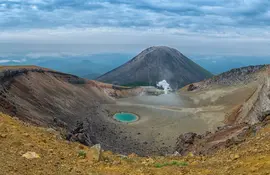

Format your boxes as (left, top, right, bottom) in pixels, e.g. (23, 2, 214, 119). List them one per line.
(1, 112, 270, 175)
(0, 65, 50, 71)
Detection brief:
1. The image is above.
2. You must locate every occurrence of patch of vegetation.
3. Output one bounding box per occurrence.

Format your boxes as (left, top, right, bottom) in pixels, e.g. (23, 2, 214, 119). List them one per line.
(121, 82, 154, 87)
(78, 150, 86, 158)
(59, 128, 68, 139)
(154, 161, 188, 168)
(120, 156, 128, 160)
(120, 156, 136, 163)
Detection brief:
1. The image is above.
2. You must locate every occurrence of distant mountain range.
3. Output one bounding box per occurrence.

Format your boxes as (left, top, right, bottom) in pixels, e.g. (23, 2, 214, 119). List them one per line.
(0, 52, 269, 79)
(192, 56, 270, 75)
(0, 54, 132, 79)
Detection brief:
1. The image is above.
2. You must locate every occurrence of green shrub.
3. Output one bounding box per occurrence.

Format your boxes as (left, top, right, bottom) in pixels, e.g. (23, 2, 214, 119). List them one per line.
(154, 161, 188, 168)
(78, 150, 86, 158)
(154, 163, 163, 168)
(178, 161, 188, 166)
(121, 82, 153, 87)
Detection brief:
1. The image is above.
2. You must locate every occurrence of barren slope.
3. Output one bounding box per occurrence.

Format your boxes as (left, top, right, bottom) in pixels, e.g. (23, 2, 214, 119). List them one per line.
(0, 66, 153, 155)
(175, 65, 270, 155)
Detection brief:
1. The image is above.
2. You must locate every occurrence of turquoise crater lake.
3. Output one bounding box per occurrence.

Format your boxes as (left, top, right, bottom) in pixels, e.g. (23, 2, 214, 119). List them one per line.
(113, 112, 138, 123)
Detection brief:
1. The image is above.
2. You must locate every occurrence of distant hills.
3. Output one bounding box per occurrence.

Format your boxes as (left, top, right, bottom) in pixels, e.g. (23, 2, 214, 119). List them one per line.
(1, 53, 269, 79)
(0, 54, 132, 79)
(97, 46, 213, 89)
(192, 56, 270, 75)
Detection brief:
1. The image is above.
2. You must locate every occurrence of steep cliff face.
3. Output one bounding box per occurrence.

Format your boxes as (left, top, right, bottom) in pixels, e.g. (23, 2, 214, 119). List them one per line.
(235, 70, 270, 124)
(97, 46, 212, 89)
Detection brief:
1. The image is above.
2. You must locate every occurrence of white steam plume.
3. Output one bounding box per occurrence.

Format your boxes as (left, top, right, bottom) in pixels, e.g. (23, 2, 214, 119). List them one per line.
(157, 80, 171, 94)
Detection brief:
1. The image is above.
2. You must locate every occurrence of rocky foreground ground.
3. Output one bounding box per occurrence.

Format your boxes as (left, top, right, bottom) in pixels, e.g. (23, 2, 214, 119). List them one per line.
(1, 112, 270, 175)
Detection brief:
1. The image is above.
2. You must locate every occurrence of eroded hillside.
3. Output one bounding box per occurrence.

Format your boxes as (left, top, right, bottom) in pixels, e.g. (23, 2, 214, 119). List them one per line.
(0, 66, 148, 155)
(175, 65, 270, 155)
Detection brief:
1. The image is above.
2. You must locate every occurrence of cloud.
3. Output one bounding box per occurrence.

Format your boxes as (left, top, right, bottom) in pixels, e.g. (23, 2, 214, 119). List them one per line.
(0, 0, 269, 30)
(0, 27, 270, 57)
(0, 0, 269, 56)
(0, 58, 26, 63)
(0, 60, 10, 63)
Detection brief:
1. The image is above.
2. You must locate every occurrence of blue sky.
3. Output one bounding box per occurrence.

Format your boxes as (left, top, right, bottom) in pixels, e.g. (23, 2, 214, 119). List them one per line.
(0, 0, 270, 57)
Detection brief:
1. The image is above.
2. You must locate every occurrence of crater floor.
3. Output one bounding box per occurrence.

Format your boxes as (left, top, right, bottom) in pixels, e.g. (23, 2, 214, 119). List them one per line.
(103, 84, 257, 155)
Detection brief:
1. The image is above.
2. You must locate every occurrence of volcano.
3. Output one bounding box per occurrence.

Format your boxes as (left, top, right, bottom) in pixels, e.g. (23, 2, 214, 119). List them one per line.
(97, 46, 213, 89)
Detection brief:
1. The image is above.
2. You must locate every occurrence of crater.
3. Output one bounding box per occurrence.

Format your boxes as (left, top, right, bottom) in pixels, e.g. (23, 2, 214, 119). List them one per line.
(113, 112, 139, 123)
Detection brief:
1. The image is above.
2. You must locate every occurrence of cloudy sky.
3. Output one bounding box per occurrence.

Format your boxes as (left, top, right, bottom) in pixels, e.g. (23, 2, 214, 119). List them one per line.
(0, 0, 270, 57)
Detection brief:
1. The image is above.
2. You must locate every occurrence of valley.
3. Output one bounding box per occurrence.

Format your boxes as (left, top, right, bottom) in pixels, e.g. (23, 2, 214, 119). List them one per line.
(102, 81, 258, 154)
(1, 63, 266, 156)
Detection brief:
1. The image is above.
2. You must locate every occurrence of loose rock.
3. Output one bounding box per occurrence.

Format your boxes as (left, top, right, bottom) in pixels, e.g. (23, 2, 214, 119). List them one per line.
(22, 152, 40, 159)
(87, 144, 102, 162)
(0, 134, 7, 138)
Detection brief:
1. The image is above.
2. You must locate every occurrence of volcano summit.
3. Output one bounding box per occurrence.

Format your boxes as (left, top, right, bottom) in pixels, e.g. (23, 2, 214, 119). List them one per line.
(97, 46, 212, 89)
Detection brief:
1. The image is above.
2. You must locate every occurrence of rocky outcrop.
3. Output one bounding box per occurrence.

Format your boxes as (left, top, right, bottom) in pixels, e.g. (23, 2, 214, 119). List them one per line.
(187, 84, 198, 91)
(175, 124, 252, 155)
(175, 132, 199, 155)
(186, 65, 267, 91)
(66, 121, 94, 146)
(240, 77, 270, 124)
(87, 144, 102, 162)
(205, 65, 265, 86)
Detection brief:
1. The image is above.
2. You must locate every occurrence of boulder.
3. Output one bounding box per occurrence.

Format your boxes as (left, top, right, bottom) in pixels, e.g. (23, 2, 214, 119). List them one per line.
(187, 84, 198, 91)
(22, 152, 40, 159)
(66, 121, 93, 146)
(87, 144, 102, 162)
(175, 132, 198, 155)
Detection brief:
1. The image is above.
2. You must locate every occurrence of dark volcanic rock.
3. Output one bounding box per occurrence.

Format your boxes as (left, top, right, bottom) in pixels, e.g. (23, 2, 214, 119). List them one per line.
(187, 84, 198, 91)
(259, 110, 270, 122)
(175, 124, 252, 156)
(67, 121, 93, 146)
(97, 46, 212, 89)
(175, 132, 198, 155)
